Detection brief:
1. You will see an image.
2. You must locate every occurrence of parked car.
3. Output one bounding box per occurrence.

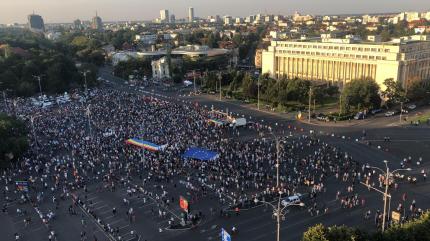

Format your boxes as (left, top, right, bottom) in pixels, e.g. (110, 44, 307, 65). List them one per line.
(406, 104, 416, 110)
(316, 113, 329, 122)
(385, 111, 399, 117)
(354, 112, 366, 120)
(370, 109, 382, 115)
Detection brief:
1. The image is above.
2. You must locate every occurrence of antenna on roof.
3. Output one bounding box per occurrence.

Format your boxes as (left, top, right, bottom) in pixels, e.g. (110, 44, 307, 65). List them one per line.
(96, 11, 98, 17)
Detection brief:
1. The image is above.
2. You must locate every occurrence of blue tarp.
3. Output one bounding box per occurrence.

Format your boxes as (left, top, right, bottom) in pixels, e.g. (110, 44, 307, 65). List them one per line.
(182, 147, 219, 161)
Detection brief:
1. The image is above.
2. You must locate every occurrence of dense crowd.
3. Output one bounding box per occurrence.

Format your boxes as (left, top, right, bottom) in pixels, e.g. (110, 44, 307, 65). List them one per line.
(0, 88, 427, 240)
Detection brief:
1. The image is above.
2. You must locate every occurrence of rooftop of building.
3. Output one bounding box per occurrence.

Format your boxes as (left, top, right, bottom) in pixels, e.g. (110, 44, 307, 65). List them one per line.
(273, 34, 430, 46)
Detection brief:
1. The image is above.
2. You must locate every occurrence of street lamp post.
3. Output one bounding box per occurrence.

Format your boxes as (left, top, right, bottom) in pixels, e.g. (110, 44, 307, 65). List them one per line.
(271, 133, 280, 188)
(218, 72, 222, 101)
(193, 70, 197, 94)
(308, 86, 312, 123)
(33, 75, 43, 97)
(81, 70, 90, 99)
(257, 77, 260, 110)
(30, 115, 39, 153)
(399, 102, 403, 123)
(86, 104, 92, 137)
(362, 160, 411, 232)
(254, 195, 304, 241)
(2, 90, 7, 114)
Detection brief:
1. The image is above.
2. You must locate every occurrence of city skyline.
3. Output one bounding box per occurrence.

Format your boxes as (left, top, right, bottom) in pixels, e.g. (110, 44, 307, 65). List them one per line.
(2, 0, 430, 24)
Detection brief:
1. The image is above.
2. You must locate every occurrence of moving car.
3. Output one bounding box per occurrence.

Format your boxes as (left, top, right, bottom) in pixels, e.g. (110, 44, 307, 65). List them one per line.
(281, 193, 302, 207)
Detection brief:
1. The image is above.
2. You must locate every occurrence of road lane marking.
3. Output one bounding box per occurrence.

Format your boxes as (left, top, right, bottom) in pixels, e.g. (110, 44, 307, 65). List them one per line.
(94, 204, 109, 210)
(108, 219, 122, 225)
(119, 225, 130, 230)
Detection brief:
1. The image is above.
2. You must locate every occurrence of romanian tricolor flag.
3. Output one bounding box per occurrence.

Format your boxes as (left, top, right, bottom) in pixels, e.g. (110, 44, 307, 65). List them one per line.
(207, 118, 225, 126)
(125, 138, 167, 152)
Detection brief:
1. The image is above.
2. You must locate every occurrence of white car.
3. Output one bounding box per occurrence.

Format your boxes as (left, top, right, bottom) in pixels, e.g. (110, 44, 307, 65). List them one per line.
(281, 194, 302, 207)
(385, 111, 396, 117)
(407, 104, 416, 110)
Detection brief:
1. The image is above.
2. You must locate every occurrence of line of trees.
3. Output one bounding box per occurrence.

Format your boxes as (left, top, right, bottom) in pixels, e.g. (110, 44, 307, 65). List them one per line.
(0, 114, 28, 168)
(202, 71, 339, 110)
(302, 212, 430, 241)
(204, 71, 429, 115)
(382, 78, 430, 107)
(0, 29, 100, 97)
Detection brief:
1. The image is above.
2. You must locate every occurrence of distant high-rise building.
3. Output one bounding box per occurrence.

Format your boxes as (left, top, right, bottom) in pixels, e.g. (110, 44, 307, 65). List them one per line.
(160, 9, 169, 23)
(27, 13, 45, 33)
(73, 19, 82, 29)
(188, 7, 194, 22)
(170, 14, 176, 23)
(224, 16, 232, 25)
(91, 12, 103, 30)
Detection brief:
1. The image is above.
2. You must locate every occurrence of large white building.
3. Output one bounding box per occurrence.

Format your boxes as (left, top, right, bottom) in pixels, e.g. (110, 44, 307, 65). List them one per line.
(262, 35, 430, 88)
(152, 57, 170, 79)
(135, 32, 157, 45)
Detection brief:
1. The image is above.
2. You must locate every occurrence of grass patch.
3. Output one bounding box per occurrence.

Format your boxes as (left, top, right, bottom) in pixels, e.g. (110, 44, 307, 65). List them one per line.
(410, 112, 430, 123)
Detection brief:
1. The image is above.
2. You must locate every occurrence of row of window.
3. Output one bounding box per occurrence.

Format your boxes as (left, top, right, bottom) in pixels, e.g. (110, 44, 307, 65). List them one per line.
(275, 50, 387, 60)
(276, 43, 391, 53)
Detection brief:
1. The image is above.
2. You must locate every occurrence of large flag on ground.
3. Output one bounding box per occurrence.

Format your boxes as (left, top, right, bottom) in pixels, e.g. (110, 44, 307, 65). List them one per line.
(125, 138, 167, 152)
(179, 196, 189, 212)
(182, 147, 219, 161)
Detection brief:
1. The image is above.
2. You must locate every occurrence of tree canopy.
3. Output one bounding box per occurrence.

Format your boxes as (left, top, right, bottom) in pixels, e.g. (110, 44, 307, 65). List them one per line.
(340, 78, 381, 113)
(0, 28, 100, 97)
(302, 212, 430, 241)
(0, 114, 28, 168)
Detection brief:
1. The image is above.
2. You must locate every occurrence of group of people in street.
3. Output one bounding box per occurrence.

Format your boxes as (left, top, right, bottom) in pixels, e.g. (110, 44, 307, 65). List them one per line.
(0, 87, 427, 241)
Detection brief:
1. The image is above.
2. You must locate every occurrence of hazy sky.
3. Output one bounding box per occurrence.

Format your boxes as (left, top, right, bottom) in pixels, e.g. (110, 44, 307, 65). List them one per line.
(2, 0, 430, 24)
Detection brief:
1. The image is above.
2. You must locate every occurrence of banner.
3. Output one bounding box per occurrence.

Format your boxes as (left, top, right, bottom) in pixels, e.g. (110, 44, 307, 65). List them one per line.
(179, 196, 189, 212)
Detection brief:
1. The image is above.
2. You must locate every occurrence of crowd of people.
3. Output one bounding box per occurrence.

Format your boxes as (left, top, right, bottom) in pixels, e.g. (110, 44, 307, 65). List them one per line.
(0, 87, 427, 241)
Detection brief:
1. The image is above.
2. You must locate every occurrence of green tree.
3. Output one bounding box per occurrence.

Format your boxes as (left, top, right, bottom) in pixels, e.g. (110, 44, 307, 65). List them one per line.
(326, 226, 364, 241)
(381, 78, 406, 106)
(114, 58, 152, 80)
(406, 78, 429, 101)
(0, 114, 28, 168)
(302, 223, 329, 241)
(242, 73, 257, 99)
(71, 36, 90, 49)
(286, 78, 311, 104)
(341, 78, 381, 113)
